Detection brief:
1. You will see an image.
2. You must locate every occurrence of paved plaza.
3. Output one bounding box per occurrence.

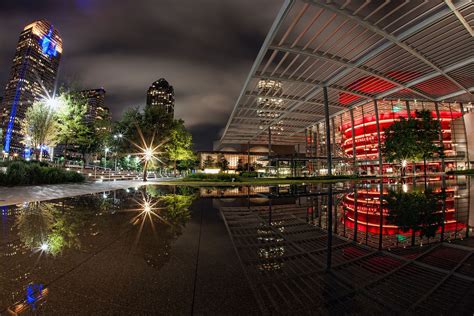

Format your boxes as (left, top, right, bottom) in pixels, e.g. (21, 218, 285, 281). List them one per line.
(0, 179, 173, 206)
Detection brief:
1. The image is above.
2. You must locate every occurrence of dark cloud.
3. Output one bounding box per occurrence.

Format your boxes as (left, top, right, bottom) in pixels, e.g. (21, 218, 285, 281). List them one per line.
(0, 0, 283, 150)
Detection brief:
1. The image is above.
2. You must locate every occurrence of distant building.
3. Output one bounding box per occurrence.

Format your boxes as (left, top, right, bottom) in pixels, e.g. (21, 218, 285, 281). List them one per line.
(0, 20, 62, 154)
(146, 78, 174, 116)
(77, 88, 111, 127)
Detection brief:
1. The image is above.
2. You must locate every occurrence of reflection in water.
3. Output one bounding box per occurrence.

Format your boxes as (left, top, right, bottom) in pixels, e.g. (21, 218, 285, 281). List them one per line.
(217, 179, 474, 314)
(6, 283, 49, 315)
(385, 189, 443, 244)
(15, 201, 81, 256)
(119, 188, 196, 269)
(1, 187, 196, 313)
(339, 180, 469, 248)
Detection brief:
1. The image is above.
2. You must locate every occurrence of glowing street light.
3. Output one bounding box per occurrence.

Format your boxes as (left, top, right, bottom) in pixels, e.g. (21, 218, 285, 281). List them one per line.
(104, 147, 110, 169)
(401, 159, 408, 168)
(144, 148, 153, 161)
(43, 95, 64, 112)
(40, 243, 49, 251)
(125, 125, 166, 182)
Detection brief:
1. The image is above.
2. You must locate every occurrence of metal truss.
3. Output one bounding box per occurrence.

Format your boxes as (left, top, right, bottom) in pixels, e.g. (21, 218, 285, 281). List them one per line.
(220, 0, 474, 147)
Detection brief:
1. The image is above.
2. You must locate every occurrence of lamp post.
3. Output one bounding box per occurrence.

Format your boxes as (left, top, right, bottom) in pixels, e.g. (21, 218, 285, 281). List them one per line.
(43, 95, 63, 163)
(104, 147, 109, 169)
(113, 133, 123, 171)
(143, 148, 152, 182)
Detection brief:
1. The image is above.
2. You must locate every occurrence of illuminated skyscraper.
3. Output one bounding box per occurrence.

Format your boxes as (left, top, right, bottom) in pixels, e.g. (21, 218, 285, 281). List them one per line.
(146, 78, 174, 116)
(0, 20, 62, 154)
(78, 88, 111, 127)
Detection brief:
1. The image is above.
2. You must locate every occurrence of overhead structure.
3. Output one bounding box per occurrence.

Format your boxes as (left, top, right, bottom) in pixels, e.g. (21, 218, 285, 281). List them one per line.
(219, 0, 474, 148)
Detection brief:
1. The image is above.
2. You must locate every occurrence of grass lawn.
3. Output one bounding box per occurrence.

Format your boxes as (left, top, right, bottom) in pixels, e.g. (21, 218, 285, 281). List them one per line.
(446, 169, 474, 175)
(157, 176, 376, 186)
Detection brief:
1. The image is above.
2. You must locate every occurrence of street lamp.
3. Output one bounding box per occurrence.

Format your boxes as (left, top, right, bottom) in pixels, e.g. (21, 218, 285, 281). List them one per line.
(42, 95, 64, 162)
(104, 147, 110, 169)
(112, 133, 123, 171)
(142, 148, 154, 182)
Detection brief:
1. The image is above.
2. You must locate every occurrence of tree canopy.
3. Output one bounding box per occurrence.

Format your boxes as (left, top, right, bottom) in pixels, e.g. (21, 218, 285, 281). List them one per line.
(55, 92, 91, 163)
(20, 101, 59, 160)
(385, 189, 443, 240)
(382, 110, 441, 176)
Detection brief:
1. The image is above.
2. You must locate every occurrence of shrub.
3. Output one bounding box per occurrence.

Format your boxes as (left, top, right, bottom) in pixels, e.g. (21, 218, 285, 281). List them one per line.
(446, 169, 474, 175)
(0, 161, 85, 186)
(185, 173, 240, 182)
(240, 172, 258, 178)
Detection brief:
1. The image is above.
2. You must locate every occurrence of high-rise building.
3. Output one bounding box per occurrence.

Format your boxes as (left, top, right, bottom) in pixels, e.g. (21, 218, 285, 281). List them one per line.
(77, 88, 111, 127)
(146, 78, 174, 116)
(0, 20, 62, 154)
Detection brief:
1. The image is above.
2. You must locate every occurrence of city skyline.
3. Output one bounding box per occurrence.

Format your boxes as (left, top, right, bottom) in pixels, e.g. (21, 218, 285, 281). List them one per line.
(0, 20, 62, 153)
(0, 0, 282, 150)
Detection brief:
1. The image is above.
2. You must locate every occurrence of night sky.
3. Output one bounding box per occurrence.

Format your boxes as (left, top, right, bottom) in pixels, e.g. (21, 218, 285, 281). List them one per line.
(0, 0, 283, 150)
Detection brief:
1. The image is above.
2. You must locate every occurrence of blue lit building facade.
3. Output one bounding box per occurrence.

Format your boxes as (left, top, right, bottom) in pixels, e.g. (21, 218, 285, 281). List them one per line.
(0, 20, 62, 154)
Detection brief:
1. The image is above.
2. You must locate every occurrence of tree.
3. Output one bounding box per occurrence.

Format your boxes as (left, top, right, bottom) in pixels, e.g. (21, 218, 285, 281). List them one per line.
(78, 112, 112, 166)
(177, 156, 198, 174)
(382, 116, 419, 177)
(20, 101, 59, 160)
(116, 106, 174, 153)
(385, 189, 443, 245)
(55, 93, 90, 166)
(415, 110, 441, 180)
(383, 110, 440, 178)
(164, 121, 194, 176)
(203, 155, 215, 168)
(236, 158, 245, 172)
(217, 153, 229, 172)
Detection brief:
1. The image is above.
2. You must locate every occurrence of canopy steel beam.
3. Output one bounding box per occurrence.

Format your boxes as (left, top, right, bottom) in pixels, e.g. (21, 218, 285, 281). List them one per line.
(308, 0, 471, 95)
(219, 0, 294, 142)
(436, 87, 474, 101)
(445, 0, 474, 37)
(291, 57, 474, 137)
(243, 0, 459, 142)
(269, 44, 433, 100)
(245, 91, 346, 110)
(219, 0, 473, 148)
(254, 73, 373, 99)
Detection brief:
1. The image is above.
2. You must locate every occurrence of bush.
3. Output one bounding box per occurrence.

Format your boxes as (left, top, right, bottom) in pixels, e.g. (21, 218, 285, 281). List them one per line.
(240, 172, 259, 178)
(184, 173, 240, 182)
(446, 169, 474, 175)
(0, 161, 85, 186)
(285, 175, 358, 180)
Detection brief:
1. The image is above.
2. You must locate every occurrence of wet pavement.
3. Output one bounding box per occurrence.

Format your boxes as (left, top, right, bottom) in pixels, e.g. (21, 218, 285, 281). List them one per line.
(0, 177, 473, 315)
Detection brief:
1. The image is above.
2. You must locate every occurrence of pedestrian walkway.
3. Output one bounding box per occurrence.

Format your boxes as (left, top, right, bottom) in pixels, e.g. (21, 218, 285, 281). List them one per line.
(0, 179, 174, 206)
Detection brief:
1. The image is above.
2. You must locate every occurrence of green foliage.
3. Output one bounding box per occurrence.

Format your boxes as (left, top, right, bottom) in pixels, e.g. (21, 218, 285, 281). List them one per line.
(55, 92, 91, 159)
(20, 101, 59, 159)
(0, 161, 84, 186)
(160, 194, 195, 227)
(415, 110, 441, 161)
(15, 201, 83, 255)
(385, 189, 443, 239)
(447, 169, 474, 175)
(177, 158, 198, 171)
(164, 121, 194, 170)
(184, 173, 240, 182)
(115, 106, 174, 153)
(240, 171, 259, 178)
(383, 110, 441, 165)
(216, 153, 229, 171)
(203, 155, 216, 168)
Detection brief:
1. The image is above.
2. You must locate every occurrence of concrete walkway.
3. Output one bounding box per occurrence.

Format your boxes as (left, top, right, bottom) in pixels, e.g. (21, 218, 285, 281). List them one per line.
(0, 179, 173, 206)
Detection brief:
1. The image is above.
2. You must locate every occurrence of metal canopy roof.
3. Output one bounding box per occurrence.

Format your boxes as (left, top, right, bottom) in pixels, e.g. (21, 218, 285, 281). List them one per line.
(220, 0, 474, 147)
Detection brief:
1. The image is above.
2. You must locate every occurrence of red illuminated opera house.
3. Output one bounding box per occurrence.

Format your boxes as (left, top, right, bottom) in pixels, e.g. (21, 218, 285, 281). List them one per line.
(340, 108, 462, 163)
(341, 186, 467, 240)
